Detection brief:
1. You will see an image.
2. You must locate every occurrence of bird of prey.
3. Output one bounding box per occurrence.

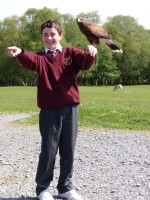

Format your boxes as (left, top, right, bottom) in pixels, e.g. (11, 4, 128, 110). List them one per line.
(77, 17, 123, 53)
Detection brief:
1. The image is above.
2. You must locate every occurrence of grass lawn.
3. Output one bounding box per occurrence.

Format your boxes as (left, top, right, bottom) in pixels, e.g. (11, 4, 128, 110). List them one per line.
(0, 85, 150, 131)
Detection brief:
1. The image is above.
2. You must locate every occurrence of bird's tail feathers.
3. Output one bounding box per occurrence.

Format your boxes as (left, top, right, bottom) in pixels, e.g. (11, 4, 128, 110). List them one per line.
(112, 49, 123, 53)
(103, 39, 123, 53)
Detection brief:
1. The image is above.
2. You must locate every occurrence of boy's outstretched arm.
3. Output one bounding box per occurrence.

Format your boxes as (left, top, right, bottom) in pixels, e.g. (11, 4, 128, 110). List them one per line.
(85, 45, 97, 57)
(7, 46, 22, 57)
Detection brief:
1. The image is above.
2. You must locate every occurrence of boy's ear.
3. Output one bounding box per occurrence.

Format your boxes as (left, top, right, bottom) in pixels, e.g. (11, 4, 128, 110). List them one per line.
(59, 33, 63, 39)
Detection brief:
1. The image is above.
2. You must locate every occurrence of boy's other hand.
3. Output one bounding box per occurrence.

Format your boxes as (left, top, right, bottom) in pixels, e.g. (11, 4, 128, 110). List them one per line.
(7, 46, 22, 57)
(85, 45, 97, 57)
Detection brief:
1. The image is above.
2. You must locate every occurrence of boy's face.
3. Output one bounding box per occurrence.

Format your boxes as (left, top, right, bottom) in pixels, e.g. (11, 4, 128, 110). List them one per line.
(41, 27, 63, 50)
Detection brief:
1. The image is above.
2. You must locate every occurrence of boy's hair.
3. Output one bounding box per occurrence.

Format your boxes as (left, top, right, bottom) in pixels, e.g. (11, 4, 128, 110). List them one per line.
(41, 20, 63, 35)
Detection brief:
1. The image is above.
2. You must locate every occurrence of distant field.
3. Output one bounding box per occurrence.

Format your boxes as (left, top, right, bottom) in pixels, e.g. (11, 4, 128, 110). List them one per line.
(0, 85, 150, 131)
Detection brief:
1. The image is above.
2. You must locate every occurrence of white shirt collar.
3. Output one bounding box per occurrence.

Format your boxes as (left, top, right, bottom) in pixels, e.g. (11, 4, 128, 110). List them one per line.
(45, 44, 62, 54)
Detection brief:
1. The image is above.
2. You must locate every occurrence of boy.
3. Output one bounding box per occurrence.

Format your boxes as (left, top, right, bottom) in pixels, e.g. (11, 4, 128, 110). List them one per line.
(7, 19, 97, 200)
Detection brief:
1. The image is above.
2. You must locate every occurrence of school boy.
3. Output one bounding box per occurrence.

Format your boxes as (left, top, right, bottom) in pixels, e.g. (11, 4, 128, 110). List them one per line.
(7, 19, 97, 200)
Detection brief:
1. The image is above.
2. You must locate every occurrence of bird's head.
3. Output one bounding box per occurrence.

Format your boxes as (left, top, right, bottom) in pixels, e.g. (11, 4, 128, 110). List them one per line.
(77, 17, 87, 24)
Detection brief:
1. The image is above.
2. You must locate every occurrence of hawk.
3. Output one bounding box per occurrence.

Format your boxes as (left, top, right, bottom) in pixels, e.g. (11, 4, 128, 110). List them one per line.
(77, 17, 123, 53)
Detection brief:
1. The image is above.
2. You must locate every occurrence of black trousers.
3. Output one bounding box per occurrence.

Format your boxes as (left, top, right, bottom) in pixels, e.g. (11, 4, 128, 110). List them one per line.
(35, 104, 78, 195)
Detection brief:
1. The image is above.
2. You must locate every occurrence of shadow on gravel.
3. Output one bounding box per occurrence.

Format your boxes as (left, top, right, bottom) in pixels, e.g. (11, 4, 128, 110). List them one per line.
(0, 196, 66, 200)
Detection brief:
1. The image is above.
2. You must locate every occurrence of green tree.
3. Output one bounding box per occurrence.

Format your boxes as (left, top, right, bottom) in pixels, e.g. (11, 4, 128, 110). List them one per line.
(94, 44, 120, 85)
(105, 15, 150, 84)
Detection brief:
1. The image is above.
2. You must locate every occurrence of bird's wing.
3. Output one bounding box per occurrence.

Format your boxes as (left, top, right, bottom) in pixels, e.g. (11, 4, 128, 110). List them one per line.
(85, 22, 111, 39)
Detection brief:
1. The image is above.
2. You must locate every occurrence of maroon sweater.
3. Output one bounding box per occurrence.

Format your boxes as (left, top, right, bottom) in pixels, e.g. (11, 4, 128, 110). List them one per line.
(17, 47, 96, 109)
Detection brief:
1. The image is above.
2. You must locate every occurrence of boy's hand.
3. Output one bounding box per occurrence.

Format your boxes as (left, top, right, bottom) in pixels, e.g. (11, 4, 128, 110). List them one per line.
(7, 46, 22, 57)
(85, 45, 97, 57)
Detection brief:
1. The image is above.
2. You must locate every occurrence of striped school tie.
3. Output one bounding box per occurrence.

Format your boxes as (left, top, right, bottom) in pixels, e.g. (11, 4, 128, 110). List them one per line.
(47, 49, 58, 57)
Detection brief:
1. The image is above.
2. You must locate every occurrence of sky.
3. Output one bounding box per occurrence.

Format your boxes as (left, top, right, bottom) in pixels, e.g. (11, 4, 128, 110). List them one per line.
(0, 0, 150, 29)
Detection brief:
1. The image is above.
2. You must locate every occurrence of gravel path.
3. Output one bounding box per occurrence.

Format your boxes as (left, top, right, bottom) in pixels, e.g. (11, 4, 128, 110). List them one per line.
(0, 114, 150, 200)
